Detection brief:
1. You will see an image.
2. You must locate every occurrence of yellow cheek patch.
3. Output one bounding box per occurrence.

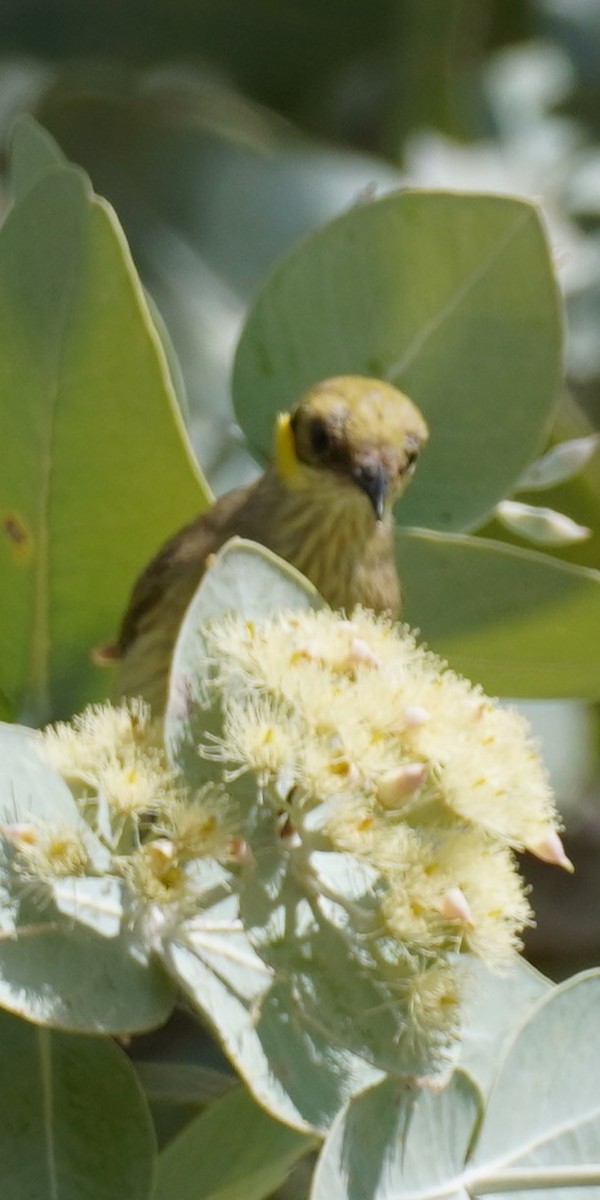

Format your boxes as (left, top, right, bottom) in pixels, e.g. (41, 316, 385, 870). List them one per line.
(275, 412, 308, 489)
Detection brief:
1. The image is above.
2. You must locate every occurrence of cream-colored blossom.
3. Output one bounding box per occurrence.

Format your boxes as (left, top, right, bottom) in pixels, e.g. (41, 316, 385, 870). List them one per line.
(403, 960, 460, 1056)
(156, 785, 236, 861)
(39, 699, 154, 784)
(39, 701, 178, 822)
(383, 827, 532, 964)
(95, 754, 174, 816)
(119, 841, 186, 905)
(206, 696, 299, 785)
(5, 822, 90, 881)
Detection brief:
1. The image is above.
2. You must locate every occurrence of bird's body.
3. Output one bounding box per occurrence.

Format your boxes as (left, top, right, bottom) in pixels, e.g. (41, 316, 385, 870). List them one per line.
(115, 376, 428, 713)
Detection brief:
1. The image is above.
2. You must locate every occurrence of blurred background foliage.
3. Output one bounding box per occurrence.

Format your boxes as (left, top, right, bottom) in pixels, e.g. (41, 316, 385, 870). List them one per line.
(0, 0, 599, 979)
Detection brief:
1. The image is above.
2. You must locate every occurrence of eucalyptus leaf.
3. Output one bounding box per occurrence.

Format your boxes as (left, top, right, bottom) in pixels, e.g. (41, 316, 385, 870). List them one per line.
(135, 1060, 236, 1108)
(164, 922, 382, 1134)
(0, 137, 209, 723)
(456, 957, 551, 1097)
(0, 719, 81, 827)
(51, 876, 125, 937)
(311, 973, 600, 1198)
(466, 970, 600, 1198)
(397, 527, 600, 697)
(233, 191, 562, 534)
(9, 113, 66, 199)
(0, 1008, 156, 1200)
(310, 1072, 481, 1200)
(153, 1086, 314, 1200)
(0, 891, 176, 1034)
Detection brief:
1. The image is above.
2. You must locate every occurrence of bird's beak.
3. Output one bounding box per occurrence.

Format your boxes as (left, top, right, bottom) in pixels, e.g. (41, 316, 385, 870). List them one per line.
(352, 463, 388, 521)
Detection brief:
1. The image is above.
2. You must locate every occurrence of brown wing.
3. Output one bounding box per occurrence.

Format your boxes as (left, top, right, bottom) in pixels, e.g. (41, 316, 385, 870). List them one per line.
(115, 483, 255, 711)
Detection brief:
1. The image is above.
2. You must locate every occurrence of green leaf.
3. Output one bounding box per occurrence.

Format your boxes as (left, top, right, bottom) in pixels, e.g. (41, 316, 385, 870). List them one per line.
(135, 1061, 236, 1108)
(397, 527, 600, 697)
(467, 970, 600, 1198)
(0, 1008, 155, 1199)
(311, 1072, 481, 1200)
(233, 191, 562, 533)
(0, 725, 176, 1033)
(153, 1086, 314, 1200)
(0, 154, 209, 723)
(9, 114, 66, 199)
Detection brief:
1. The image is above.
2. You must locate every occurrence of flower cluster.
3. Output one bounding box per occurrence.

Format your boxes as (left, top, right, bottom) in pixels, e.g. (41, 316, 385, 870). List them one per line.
(200, 607, 569, 973)
(30, 700, 237, 906)
(9, 607, 568, 1070)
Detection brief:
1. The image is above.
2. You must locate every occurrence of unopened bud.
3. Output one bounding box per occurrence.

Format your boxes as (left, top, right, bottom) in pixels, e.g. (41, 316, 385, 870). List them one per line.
(440, 886, 475, 926)
(145, 838, 176, 868)
(227, 837, 254, 864)
(348, 637, 380, 667)
(404, 705, 430, 729)
(531, 830, 574, 872)
(377, 763, 428, 808)
(0, 822, 38, 848)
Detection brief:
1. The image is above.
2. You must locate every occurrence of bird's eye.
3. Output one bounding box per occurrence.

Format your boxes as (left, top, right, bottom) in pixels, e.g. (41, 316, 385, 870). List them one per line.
(310, 419, 332, 458)
(405, 438, 421, 469)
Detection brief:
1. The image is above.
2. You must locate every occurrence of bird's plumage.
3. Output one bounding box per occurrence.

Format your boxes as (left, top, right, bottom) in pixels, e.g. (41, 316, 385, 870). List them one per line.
(114, 376, 428, 713)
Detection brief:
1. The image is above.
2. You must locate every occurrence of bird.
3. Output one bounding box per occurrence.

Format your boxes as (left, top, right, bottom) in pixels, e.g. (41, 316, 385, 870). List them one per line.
(113, 375, 428, 714)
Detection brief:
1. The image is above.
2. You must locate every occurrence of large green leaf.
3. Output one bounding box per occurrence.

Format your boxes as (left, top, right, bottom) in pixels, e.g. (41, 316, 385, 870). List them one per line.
(9, 113, 67, 199)
(398, 527, 600, 697)
(153, 1086, 314, 1200)
(232, 191, 562, 534)
(0, 132, 209, 723)
(0, 1008, 155, 1200)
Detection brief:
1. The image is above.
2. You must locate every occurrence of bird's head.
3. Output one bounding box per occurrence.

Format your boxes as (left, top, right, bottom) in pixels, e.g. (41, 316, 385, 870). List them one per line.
(275, 376, 428, 521)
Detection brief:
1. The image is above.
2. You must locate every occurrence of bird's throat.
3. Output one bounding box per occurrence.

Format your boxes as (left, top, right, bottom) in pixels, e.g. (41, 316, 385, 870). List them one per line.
(255, 471, 398, 614)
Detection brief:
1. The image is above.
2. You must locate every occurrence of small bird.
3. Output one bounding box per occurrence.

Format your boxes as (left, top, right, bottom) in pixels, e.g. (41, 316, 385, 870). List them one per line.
(114, 376, 428, 713)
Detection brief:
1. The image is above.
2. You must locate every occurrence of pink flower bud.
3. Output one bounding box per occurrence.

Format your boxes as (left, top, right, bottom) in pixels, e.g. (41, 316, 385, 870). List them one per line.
(377, 763, 428, 808)
(440, 886, 475, 926)
(531, 830, 574, 872)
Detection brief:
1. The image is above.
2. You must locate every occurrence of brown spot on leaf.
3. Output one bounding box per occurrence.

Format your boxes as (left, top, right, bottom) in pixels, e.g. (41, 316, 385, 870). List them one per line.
(92, 640, 121, 666)
(2, 512, 32, 561)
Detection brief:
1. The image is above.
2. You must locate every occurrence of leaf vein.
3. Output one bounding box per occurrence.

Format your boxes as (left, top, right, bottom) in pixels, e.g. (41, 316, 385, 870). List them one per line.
(386, 208, 532, 380)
